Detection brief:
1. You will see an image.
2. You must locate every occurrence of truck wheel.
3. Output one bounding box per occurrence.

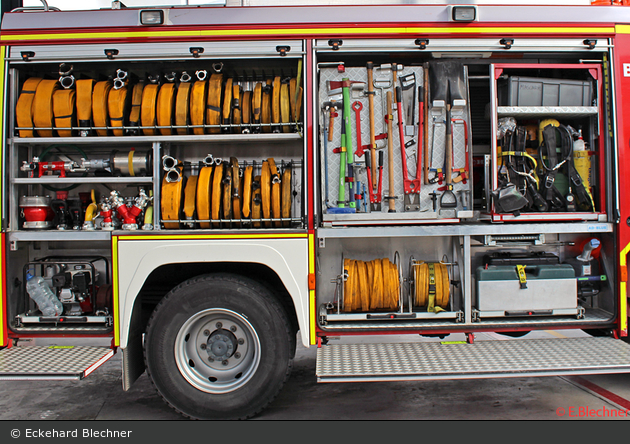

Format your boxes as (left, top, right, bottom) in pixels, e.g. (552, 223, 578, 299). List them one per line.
(144, 273, 293, 420)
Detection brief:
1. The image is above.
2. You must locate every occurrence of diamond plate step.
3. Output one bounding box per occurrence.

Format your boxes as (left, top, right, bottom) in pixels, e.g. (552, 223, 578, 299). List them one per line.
(0, 346, 114, 380)
(316, 337, 630, 382)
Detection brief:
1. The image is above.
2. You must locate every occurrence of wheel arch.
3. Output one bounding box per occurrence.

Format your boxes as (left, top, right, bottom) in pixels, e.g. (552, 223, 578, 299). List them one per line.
(115, 239, 310, 351)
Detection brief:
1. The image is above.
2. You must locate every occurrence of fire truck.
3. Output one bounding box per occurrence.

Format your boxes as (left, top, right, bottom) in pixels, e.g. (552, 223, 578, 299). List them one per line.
(2, 0, 630, 420)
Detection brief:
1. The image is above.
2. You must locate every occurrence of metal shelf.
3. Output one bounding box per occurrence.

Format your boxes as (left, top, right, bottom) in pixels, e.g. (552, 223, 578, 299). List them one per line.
(11, 132, 303, 146)
(316, 222, 613, 239)
(8, 230, 112, 243)
(12, 176, 153, 185)
(497, 106, 598, 119)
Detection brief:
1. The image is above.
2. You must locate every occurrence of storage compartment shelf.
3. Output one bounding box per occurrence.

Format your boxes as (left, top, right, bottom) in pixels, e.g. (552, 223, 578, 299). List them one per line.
(497, 106, 598, 118)
(11, 132, 303, 145)
(12, 177, 153, 184)
(8, 231, 112, 242)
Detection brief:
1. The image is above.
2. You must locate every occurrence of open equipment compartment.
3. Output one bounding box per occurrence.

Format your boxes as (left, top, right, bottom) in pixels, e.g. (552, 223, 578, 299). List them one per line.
(314, 37, 616, 336)
(6, 39, 307, 333)
(489, 63, 605, 222)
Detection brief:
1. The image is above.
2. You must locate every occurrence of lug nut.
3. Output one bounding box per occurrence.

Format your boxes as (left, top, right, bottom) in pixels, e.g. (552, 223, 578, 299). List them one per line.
(234, 352, 241, 359)
(216, 322, 223, 329)
(238, 338, 245, 345)
(230, 326, 237, 332)
(200, 343, 207, 350)
(208, 357, 214, 362)
(203, 330, 210, 336)
(222, 360, 229, 366)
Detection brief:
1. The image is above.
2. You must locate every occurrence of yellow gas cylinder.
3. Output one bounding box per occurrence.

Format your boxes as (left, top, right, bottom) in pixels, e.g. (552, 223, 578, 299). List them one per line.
(573, 128, 591, 190)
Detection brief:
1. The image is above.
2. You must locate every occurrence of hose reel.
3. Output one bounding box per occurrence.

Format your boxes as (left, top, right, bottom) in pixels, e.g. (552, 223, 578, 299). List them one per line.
(340, 252, 402, 313)
(409, 256, 452, 313)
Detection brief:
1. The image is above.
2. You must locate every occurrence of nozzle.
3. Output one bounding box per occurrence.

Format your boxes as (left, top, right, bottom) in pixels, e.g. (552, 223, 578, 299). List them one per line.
(578, 238, 601, 262)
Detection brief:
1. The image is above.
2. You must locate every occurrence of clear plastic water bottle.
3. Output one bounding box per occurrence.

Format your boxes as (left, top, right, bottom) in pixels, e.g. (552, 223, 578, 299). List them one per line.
(26, 271, 63, 317)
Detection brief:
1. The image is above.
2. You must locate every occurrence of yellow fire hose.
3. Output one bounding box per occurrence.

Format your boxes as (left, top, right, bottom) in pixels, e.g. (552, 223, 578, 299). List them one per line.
(16, 77, 43, 138)
(92, 80, 112, 137)
(52, 88, 76, 138)
(343, 258, 399, 312)
(33, 79, 61, 137)
(411, 261, 450, 313)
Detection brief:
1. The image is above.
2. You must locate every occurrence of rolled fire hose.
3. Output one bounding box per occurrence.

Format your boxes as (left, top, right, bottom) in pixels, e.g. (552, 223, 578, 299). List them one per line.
(157, 82, 176, 136)
(231, 157, 241, 226)
(108, 85, 129, 137)
(140, 83, 159, 136)
(75, 78, 95, 134)
(127, 82, 144, 135)
(161, 168, 184, 229)
(183, 174, 198, 226)
(242, 90, 251, 131)
(222, 163, 233, 227)
(207, 73, 223, 134)
(261, 160, 271, 227)
(52, 88, 76, 138)
(290, 76, 302, 124)
(280, 80, 291, 133)
(222, 77, 233, 133)
(343, 258, 399, 312)
(272, 76, 281, 129)
(33, 79, 61, 137)
(262, 78, 272, 133)
(282, 166, 292, 228)
(190, 79, 208, 136)
(211, 162, 224, 228)
(92, 80, 113, 137)
(252, 82, 262, 126)
(251, 175, 262, 228)
(175, 81, 191, 135)
(196, 166, 213, 229)
(242, 165, 253, 218)
(16, 77, 43, 138)
(232, 82, 242, 134)
(268, 158, 281, 227)
(411, 261, 450, 313)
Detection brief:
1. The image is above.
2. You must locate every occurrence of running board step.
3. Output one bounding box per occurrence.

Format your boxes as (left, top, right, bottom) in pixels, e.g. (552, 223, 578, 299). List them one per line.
(0, 346, 114, 380)
(316, 337, 630, 383)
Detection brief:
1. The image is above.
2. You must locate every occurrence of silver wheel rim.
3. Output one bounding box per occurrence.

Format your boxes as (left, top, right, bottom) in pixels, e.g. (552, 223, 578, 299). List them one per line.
(174, 308, 261, 394)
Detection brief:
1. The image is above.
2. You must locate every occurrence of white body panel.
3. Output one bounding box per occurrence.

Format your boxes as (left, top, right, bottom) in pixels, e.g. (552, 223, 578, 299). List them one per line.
(115, 237, 311, 348)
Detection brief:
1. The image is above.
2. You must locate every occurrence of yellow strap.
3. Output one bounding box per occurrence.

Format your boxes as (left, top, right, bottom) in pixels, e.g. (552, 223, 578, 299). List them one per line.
(33, 79, 60, 137)
(190, 79, 208, 136)
(108, 86, 128, 137)
(252, 175, 262, 228)
(517, 264, 528, 289)
(175, 82, 191, 135)
(206, 74, 223, 134)
(261, 160, 271, 227)
(282, 166, 292, 228)
(140, 83, 159, 136)
(232, 82, 242, 134)
(52, 88, 75, 138)
(280, 81, 291, 133)
(161, 170, 183, 229)
(196, 166, 213, 229)
(183, 174, 198, 221)
(262, 78, 272, 133)
(75, 79, 94, 131)
(92, 80, 112, 137)
(242, 165, 253, 219)
(272, 76, 281, 126)
(211, 162, 224, 228)
(16, 77, 43, 138)
(157, 83, 176, 136)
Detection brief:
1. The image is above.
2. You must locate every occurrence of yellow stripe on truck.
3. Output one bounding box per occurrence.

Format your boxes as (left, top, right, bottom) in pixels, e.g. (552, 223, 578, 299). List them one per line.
(112, 236, 120, 347)
(619, 242, 630, 333)
(0, 26, 615, 44)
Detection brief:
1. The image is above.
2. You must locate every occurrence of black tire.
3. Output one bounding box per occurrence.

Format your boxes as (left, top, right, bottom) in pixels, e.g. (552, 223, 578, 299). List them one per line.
(144, 273, 293, 420)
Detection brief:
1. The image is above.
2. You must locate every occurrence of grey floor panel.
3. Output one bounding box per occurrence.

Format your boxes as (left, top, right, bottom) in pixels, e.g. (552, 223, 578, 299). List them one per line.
(316, 337, 630, 382)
